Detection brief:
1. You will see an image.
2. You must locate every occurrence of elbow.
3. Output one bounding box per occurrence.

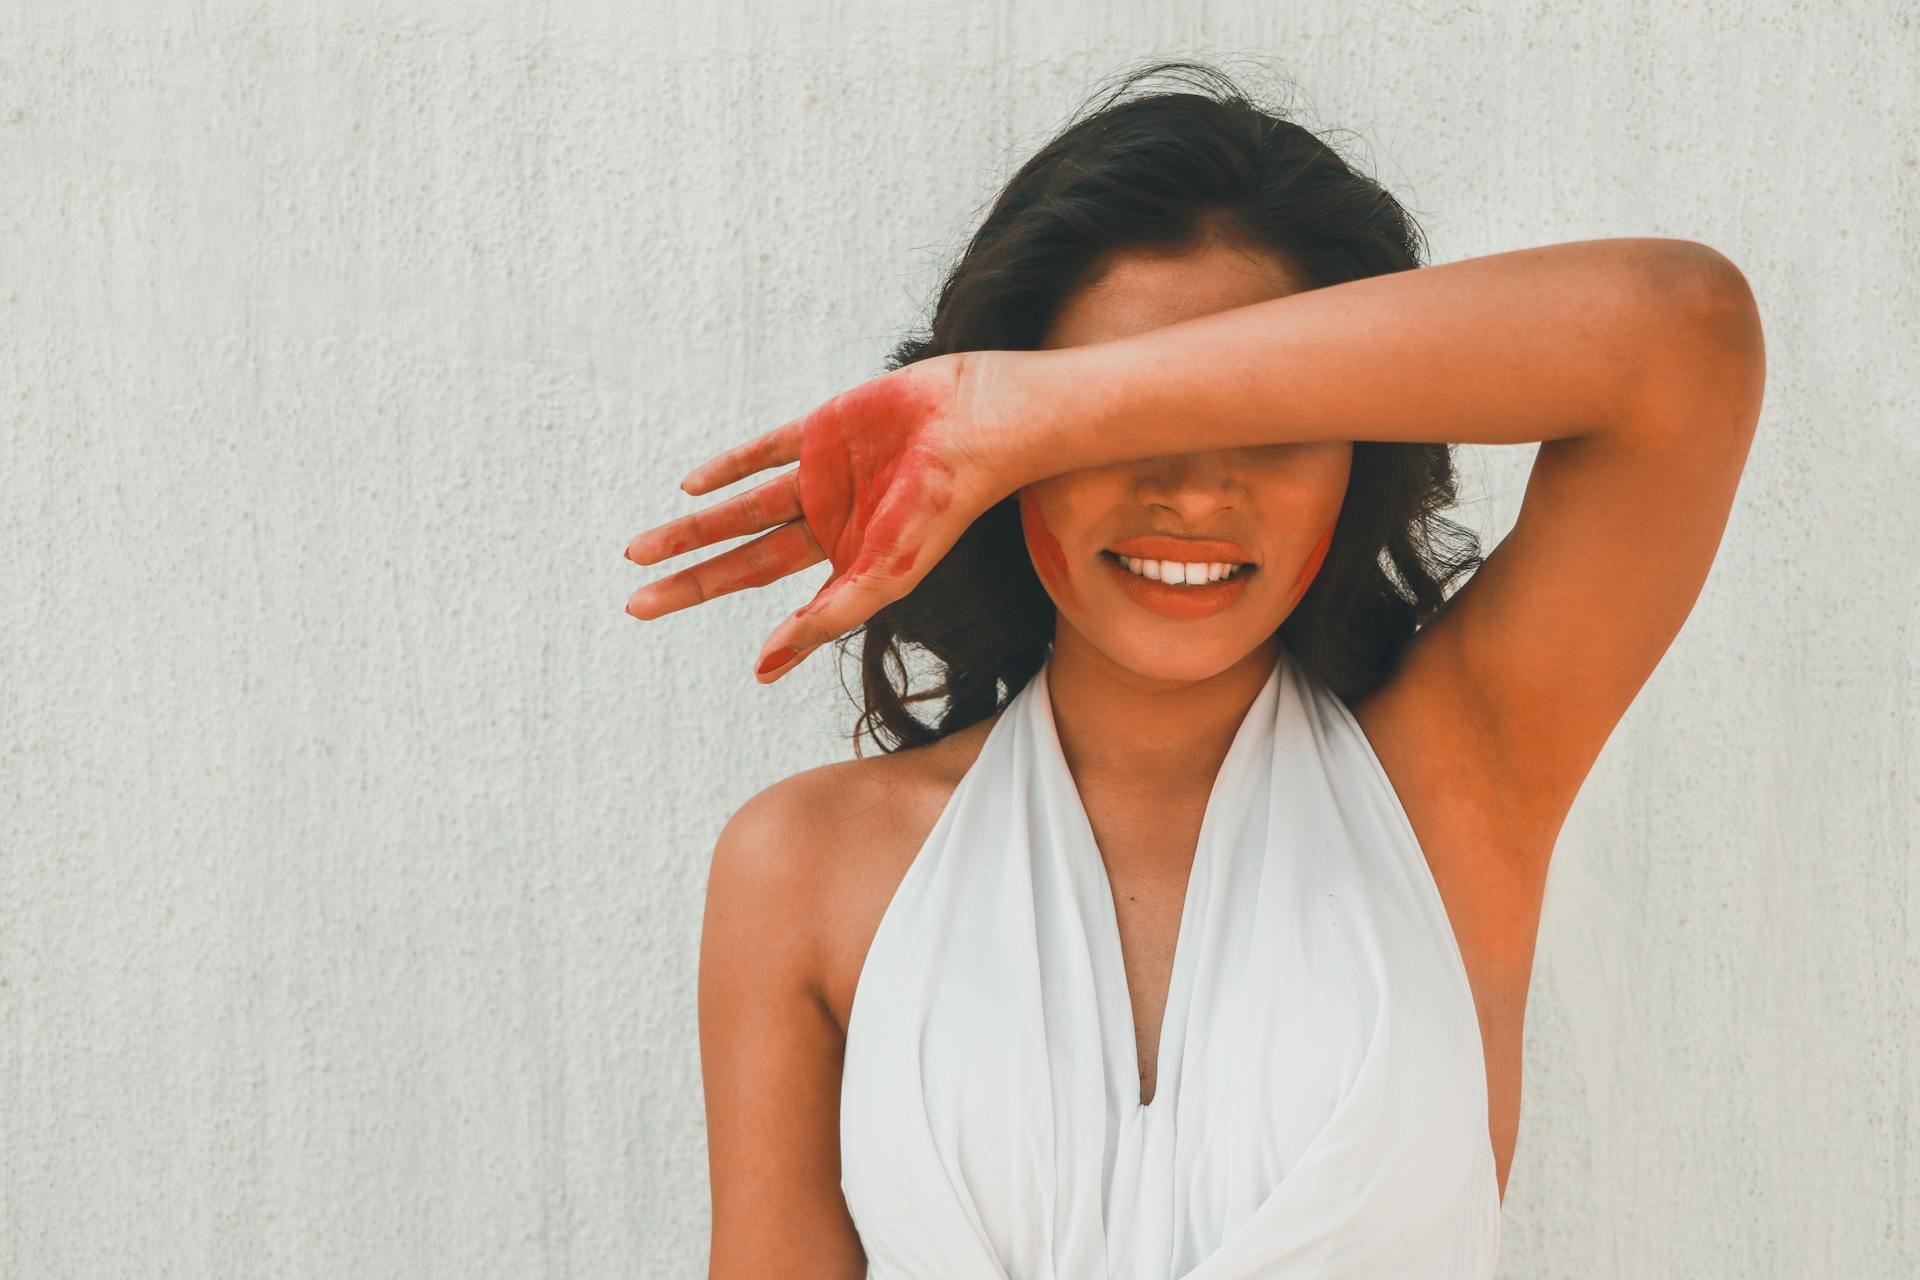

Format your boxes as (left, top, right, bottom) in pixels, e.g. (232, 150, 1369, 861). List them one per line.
(1647, 240, 1766, 363)
(1640, 239, 1768, 428)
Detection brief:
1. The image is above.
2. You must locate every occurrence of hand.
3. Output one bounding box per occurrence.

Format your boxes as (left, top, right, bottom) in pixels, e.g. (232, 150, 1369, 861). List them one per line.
(625, 352, 1013, 684)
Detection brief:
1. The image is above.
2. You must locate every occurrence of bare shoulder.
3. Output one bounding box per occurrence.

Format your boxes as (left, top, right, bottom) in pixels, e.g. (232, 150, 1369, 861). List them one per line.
(698, 725, 977, 1272)
(696, 712, 1002, 1275)
(707, 709, 1005, 1012)
(743, 712, 1006, 1035)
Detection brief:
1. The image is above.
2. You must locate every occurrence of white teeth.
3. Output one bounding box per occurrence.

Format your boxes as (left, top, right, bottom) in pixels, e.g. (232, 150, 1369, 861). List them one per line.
(1116, 555, 1245, 585)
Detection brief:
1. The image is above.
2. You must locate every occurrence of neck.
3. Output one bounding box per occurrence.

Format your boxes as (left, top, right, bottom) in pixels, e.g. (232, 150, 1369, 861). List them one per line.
(1042, 625, 1281, 790)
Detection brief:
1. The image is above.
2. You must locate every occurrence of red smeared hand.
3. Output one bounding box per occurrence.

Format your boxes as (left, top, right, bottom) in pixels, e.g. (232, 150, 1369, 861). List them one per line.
(625, 353, 1008, 683)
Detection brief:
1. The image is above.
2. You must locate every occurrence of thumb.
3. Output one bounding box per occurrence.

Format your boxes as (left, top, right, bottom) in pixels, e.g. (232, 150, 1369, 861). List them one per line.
(752, 569, 898, 683)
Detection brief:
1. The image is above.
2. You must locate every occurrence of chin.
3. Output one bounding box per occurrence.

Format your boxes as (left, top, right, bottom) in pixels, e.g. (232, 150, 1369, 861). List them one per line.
(1069, 620, 1281, 688)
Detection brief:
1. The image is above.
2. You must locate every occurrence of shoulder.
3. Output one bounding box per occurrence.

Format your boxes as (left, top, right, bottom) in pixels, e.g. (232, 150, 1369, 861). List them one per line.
(704, 714, 1003, 992)
(701, 763, 867, 995)
(704, 711, 1007, 1026)
(708, 743, 939, 902)
(712, 709, 1004, 882)
(700, 762, 926, 1271)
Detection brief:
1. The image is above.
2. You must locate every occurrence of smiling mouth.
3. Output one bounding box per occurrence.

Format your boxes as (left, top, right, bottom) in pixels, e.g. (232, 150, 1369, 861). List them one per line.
(1099, 549, 1259, 587)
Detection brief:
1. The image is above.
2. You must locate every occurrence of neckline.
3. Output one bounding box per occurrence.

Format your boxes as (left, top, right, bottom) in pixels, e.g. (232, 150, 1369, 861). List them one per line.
(1028, 650, 1286, 1112)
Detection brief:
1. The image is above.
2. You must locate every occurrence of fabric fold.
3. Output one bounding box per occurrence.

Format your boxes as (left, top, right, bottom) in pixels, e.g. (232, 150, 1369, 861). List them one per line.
(839, 643, 1500, 1278)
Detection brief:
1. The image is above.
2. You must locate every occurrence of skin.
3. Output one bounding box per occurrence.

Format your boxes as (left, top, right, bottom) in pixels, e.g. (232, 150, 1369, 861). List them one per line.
(1015, 238, 1348, 701)
(1000, 243, 1355, 1121)
(757, 378, 968, 674)
(1021, 463, 1336, 624)
(1015, 485, 1075, 606)
(628, 355, 986, 681)
(639, 236, 1765, 1276)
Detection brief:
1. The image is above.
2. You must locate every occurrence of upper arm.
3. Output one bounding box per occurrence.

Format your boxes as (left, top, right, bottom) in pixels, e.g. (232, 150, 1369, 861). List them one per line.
(698, 775, 867, 1279)
(1419, 242, 1766, 862)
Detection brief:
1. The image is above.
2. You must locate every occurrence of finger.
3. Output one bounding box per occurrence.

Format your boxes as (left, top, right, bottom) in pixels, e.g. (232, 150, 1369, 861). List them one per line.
(627, 469, 803, 566)
(752, 640, 823, 683)
(679, 414, 808, 496)
(627, 519, 825, 621)
(753, 566, 903, 684)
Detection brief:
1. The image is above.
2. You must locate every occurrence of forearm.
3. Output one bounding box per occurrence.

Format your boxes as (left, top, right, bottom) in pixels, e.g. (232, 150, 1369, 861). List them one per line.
(979, 236, 1749, 487)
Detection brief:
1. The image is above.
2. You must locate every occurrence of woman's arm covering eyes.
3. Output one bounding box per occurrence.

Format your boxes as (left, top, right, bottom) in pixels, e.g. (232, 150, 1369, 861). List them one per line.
(976, 236, 1766, 887)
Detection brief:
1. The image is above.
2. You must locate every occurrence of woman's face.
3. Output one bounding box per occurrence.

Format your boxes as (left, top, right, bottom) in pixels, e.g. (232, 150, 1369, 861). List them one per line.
(1019, 237, 1352, 683)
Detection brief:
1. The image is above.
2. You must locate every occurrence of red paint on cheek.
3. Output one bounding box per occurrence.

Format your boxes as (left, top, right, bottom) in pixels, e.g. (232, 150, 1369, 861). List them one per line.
(1280, 515, 1338, 611)
(1017, 486, 1073, 606)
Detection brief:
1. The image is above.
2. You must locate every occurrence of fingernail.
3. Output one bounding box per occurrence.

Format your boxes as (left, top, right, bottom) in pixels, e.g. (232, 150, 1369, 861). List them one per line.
(755, 646, 799, 678)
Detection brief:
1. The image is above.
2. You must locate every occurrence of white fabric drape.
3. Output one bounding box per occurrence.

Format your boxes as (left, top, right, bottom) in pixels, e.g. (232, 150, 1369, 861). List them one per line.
(840, 644, 1500, 1278)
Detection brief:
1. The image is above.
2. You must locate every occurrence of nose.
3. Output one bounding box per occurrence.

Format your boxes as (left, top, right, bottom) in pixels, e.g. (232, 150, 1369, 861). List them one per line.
(1133, 450, 1244, 516)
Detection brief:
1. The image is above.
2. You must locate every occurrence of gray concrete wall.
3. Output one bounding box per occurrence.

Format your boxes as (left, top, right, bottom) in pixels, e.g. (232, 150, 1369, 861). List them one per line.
(2, 1, 1913, 1276)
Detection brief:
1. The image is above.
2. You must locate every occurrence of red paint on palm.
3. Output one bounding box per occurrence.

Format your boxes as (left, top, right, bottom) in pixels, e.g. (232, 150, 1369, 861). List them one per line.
(793, 375, 960, 620)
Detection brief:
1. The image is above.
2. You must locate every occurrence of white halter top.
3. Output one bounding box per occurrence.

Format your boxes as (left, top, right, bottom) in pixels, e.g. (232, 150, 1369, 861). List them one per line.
(838, 644, 1500, 1278)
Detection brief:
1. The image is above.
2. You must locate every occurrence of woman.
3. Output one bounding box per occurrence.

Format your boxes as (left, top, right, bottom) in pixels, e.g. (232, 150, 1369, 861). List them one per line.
(626, 63, 1764, 1279)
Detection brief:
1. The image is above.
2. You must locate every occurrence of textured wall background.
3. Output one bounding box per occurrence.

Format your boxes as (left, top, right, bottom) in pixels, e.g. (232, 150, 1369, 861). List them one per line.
(2, 1, 1914, 1276)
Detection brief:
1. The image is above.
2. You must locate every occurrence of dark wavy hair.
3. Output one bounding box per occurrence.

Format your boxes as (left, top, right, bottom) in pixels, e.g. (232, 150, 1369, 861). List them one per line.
(839, 59, 1484, 756)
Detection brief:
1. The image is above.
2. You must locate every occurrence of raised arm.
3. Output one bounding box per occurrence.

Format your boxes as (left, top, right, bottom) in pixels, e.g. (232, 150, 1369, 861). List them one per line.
(977, 235, 1766, 869)
(975, 237, 1759, 473)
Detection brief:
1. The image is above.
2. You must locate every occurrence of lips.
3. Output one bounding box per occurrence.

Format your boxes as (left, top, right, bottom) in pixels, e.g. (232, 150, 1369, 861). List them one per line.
(1099, 549, 1253, 620)
(1104, 534, 1256, 565)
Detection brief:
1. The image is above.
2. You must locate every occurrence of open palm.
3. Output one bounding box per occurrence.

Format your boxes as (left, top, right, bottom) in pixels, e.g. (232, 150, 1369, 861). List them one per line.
(625, 352, 1009, 683)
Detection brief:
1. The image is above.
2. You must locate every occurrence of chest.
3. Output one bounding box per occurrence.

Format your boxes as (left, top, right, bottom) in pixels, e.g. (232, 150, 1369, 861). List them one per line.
(1070, 781, 1213, 1109)
(832, 686, 1507, 1273)
(1056, 747, 1536, 1157)
(823, 689, 1544, 1204)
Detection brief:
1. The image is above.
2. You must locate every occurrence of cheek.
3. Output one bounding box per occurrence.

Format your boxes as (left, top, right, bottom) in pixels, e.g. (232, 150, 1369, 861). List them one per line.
(1281, 514, 1338, 608)
(1017, 486, 1074, 606)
